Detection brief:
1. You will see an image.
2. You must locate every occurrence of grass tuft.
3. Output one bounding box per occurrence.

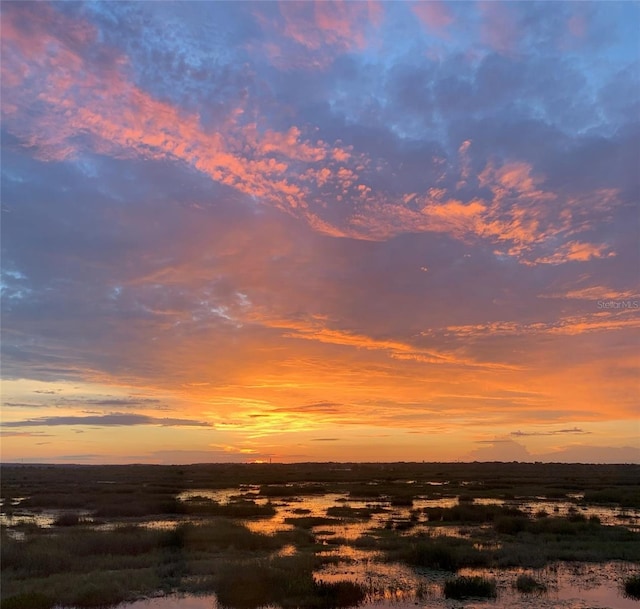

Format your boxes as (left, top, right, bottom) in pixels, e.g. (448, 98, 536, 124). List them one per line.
(624, 575, 640, 600)
(216, 556, 366, 609)
(515, 574, 547, 593)
(53, 512, 81, 527)
(443, 576, 497, 599)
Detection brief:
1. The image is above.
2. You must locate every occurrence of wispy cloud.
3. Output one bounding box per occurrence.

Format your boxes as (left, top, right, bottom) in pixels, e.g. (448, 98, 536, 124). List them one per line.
(0, 431, 54, 438)
(3, 413, 212, 428)
(511, 427, 591, 437)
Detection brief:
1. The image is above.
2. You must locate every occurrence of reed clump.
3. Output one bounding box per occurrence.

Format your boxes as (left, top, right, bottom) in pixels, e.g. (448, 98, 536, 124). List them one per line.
(624, 574, 640, 600)
(215, 555, 366, 609)
(515, 574, 547, 593)
(443, 576, 497, 599)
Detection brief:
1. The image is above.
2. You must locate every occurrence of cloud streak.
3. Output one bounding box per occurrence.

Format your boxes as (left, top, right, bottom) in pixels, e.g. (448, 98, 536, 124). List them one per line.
(3, 414, 212, 428)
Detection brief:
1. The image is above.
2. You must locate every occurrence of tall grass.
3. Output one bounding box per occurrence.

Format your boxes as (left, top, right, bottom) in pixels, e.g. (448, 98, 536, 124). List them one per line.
(515, 574, 547, 593)
(215, 555, 366, 609)
(184, 498, 276, 518)
(387, 537, 489, 571)
(624, 575, 640, 599)
(443, 576, 497, 599)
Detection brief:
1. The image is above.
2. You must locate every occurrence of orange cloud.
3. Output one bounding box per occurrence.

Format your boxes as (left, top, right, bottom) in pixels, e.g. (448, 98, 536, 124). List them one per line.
(318, 154, 621, 267)
(535, 241, 615, 265)
(543, 286, 639, 301)
(421, 198, 487, 238)
(429, 310, 640, 339)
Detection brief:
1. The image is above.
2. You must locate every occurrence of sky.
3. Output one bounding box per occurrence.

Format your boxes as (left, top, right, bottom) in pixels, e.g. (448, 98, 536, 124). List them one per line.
(1, 1, 639, 465)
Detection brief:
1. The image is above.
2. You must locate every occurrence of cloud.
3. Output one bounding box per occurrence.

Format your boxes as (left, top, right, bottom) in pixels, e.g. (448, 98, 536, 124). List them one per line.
(542, 286, 639, 301)
(479, 2, 520, 55)
(465, 437, 532, 462)
(465, 437, 640, 464)
(86, 398, 162, 407)
(255, 1, 383, 70)
(534, 445, 640, 464)
(3, 413, 212, 428)
(0, 431, 54, 438)
(426, 310, 640, 340)
(412, 1, 454, 34)
(511, 427, 591, 437)
(279, 1, 382, 52)
(534, 241, 616, 265)
(2, 2, 632, 267)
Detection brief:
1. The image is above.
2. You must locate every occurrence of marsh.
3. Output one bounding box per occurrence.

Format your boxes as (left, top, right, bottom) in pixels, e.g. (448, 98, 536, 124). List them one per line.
(1, 463, 639, 609)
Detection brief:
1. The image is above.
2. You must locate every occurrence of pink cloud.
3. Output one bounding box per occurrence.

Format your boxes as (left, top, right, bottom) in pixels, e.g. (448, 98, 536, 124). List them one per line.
(412, 1, 454, 34)
(256, 1, 383, 69)
(1, 4, 357, 218)
(1, 3, 627, 271)
(478, 1, 519, 54)
(280, 0, 382, 51)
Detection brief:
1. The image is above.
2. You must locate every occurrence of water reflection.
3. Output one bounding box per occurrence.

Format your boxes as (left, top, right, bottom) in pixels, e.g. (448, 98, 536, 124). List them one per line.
(117, 595, 218, 609)
(3, 487, 639, 609)
(114, 562, 637, 609)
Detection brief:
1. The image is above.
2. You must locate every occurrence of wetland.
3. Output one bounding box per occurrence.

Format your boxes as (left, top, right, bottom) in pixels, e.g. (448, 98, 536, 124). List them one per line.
(1, 462, 639, 609)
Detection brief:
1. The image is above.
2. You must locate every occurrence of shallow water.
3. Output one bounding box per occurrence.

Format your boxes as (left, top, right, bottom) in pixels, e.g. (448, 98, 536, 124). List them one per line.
(108, 562, 639, 609)
(5, 488, 639, 609)
(8, 487, 631, 534)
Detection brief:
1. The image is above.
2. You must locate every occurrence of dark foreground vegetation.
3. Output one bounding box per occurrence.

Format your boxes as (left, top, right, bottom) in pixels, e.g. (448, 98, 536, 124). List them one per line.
(443, 576, 497, 599)
(625, 574, 640, 599)
(1, 462, 639, 608)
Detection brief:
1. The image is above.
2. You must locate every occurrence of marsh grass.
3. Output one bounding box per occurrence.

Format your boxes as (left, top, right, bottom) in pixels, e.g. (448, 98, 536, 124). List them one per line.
(361, 510, 640, 572)
(385, 536, 488, 571)
(4, 462, 638, 504)
(284, 516, 342, 529)
(425, 503, 524, 524)
(259, 484, 327, 497)
(1, 518, 293, 607)
(0, 592, 53, 609)
(583, 488, 640, 508)
(178, 520, 281, 552)
(1, 569, 157, 609)
(624, 574, 640, 599)
(184, 498, 276, 518)
(515, 574, 547, 593)
(215, 555, 366, 609)
(443, 576, 497, 599)
(2, 462, 639, 608)
(53, 512, 82, 526)
(493, 521, 640, 567)
(326, 506, 379, 519)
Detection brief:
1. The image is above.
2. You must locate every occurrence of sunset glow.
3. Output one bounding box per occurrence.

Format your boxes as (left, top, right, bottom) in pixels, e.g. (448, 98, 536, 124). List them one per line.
(1, 1, 638, 464)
